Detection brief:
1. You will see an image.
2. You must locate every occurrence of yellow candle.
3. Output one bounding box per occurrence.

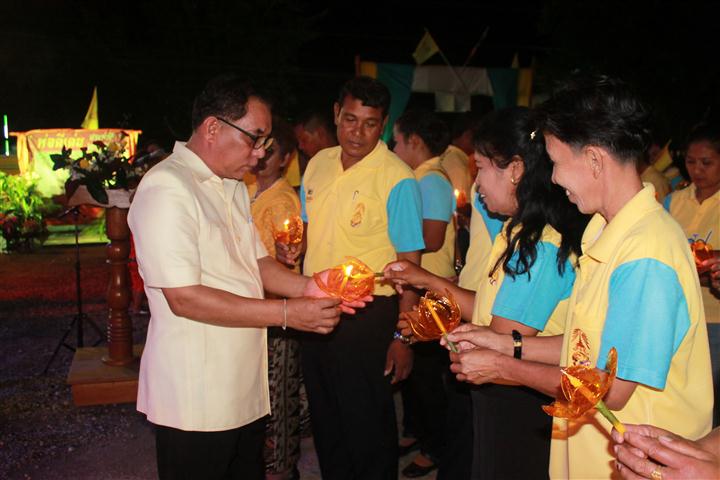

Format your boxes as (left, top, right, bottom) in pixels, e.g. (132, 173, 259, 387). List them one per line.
(424, 298, 447, 334)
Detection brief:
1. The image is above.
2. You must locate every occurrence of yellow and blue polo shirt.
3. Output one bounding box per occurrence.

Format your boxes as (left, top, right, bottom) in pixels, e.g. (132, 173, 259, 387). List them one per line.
(458, 185, 505, 291)
(414, 157, 456, 278)
(440, 144, 473, 202)
(471, 222, 575, 337)
(301, 141, 424, 296)
(550, 185, 713, 480)
(664, 183, 720, 324)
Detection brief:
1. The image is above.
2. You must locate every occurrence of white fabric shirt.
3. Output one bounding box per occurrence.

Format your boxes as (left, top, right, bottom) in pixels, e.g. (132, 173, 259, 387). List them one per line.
(128, 141, 270, 432)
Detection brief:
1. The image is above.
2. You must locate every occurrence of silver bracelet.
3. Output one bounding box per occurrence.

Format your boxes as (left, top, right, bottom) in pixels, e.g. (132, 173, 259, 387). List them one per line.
(282, 298, 288, 331)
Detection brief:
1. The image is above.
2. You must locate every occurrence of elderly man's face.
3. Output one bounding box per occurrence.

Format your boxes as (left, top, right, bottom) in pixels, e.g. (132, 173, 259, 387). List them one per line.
(215, 97, 272, 180)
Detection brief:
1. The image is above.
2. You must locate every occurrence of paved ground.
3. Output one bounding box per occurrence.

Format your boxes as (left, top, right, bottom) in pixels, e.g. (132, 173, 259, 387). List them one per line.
(0, 245, 435, 479)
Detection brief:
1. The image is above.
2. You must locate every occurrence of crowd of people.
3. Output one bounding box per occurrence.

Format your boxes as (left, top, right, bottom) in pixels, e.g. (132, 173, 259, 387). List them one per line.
(127, 73, 719, 479)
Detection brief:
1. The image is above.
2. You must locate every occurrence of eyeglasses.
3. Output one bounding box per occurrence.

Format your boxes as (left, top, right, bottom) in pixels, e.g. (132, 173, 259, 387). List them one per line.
(217, 117, 273, 150)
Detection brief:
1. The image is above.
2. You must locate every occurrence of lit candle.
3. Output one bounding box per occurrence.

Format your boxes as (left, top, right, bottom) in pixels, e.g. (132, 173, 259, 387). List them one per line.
(339, 264, 353, 294)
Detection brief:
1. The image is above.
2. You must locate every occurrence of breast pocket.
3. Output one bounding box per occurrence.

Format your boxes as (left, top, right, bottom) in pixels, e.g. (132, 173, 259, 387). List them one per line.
(340, 191, 384, 237)
(198, 222, 233, 276)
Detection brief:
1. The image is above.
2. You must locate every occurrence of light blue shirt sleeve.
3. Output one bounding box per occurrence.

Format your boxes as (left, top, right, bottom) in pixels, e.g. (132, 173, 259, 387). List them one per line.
(299, 181, 308, 223)
(597, 259, 690, 389)
(473, 190, 504, 242)
(492, 242, 575, 330)
(662, 194, 672, 212)
(387, 178, 425, 252)
(419, 173, 454, 222)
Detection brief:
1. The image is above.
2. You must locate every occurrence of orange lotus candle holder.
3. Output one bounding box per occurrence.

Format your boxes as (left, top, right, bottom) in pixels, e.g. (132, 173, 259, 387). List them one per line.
(408, 290, 461, 352)
(690, 237, 715, 273)
(313, 257, 375, 303)
(543, 347, 625, 434)
(273, 215, 303, 246)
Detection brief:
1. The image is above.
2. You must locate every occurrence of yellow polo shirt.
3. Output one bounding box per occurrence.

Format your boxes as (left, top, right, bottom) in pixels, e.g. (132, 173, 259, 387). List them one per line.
(129, 141, 270, 432)
(472, 222, 574, 336)
(414, 157, 456, 278)
(665, 183, 720, 324)
(440, 144, 473, 202)
(458, 185, 505, 290)
(249, 178, 301, 261)
(640, 166, 670, 200)
(550, 185, 713, 479)
(301, 142, 424, 296)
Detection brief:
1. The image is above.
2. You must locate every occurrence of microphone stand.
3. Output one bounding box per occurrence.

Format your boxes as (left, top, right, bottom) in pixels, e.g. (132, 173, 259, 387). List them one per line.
(42, 206, 104, 375)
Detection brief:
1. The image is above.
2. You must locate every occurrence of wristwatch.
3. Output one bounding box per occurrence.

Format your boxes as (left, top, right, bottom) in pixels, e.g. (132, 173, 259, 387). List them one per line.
(511, 330, 522, 359)
(393, 330, 411, 345)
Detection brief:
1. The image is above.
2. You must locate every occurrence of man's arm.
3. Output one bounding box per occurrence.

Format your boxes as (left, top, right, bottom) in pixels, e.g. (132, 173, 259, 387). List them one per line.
(257, 255, 307, 298)
(162, 284, 341, 333)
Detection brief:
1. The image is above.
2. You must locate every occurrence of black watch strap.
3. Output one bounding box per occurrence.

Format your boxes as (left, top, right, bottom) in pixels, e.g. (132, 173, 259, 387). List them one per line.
(511, 329, 522, 359)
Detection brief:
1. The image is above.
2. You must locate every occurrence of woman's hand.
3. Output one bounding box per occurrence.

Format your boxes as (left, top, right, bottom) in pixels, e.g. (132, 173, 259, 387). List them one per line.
(443, 322, 506, 354)
(382, 260, 434, 293)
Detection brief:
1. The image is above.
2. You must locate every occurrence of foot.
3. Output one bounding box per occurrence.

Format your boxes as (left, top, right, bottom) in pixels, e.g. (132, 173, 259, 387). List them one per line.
(402, 454, 437, 478)
(398, 436, 419, 456)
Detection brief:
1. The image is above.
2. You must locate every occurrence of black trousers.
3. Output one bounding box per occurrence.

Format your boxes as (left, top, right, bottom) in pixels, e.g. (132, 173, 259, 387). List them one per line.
(300, 295, 399, 480)
(403, 341, 449, 462)
(471, 384, 552, 480)
(155, 417, 266, 480)
(436, 376, 473, 480)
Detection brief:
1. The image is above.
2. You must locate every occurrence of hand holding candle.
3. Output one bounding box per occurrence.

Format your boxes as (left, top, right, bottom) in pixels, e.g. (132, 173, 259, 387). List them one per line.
(543, 347, 625, 434)
(273, 215, 303, 246)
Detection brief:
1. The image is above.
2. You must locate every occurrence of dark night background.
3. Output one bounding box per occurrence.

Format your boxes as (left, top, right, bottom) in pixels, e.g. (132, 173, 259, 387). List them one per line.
(1, 0, 719, 147)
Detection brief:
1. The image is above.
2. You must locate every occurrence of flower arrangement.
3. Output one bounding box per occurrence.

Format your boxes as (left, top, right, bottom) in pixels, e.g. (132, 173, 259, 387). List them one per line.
(50, 132, 147, 204)
(0, 172, 49, 252)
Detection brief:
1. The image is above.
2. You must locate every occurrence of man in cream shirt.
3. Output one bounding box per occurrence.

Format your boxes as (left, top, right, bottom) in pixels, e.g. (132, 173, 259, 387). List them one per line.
(129, 76, 357, 479)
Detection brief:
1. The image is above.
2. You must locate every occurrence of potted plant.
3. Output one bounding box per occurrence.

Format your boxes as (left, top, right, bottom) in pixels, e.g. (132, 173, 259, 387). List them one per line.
(0, 172, 49, 252)
(50, 132, 148, 205)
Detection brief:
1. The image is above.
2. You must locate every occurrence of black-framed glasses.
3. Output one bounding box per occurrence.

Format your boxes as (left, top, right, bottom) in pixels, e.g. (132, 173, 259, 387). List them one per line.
(217, 117, 273, 150)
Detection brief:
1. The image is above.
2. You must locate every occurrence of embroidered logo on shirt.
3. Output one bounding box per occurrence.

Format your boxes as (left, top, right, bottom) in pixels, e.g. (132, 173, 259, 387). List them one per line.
(570, 328, 591, 367)
(350, 203, 365, 227)
(306, 188, 313, 202)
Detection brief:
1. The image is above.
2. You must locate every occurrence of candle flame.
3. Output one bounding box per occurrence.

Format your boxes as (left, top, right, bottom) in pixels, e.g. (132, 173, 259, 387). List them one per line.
(283, 219, 290, 229)
(344, 264, 354, 276)
(454, 189, 460, 199)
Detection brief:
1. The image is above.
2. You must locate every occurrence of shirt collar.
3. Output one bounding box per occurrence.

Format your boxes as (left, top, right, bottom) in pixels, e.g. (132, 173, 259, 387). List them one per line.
(583, 184, 660, 263)
(172, 141, 216, 183)
(339, 140, 391, 171)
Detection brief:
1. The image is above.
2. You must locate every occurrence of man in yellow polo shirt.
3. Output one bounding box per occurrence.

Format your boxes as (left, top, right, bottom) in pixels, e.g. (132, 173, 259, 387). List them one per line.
(446, 76, 712, 479)
(129, 76, 352, 480)
(299, 76, 425, 479)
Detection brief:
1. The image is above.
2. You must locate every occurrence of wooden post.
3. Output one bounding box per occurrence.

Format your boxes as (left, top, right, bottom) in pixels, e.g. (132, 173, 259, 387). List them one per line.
(103, 206, 135, 366)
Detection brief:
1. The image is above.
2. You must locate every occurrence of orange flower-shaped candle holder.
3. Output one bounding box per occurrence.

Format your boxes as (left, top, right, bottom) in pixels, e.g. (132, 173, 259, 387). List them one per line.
(690, 238, 715, 272)
(273, 215, 304, 246)
(410, 290, 462, 352)
(543, 347, 625, 433)
(313, 257, 375, 303)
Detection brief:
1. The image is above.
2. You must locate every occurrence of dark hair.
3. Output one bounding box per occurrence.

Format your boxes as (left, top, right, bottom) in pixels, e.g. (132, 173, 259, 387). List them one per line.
(296, 109, 335, 135)
(395, 110, 450, 157)
(686, 122, 720, 154)
(338, 76, 391, 117)
(191, 75, 271, 130)
(473, 107, 589, 279)
(268, 117, 298, 158)
(536, 75, 651, 165)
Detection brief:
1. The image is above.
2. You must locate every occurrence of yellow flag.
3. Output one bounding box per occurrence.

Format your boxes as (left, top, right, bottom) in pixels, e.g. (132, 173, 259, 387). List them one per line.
(413, 31, 439, 65)
(81, 87, 99, 129)
(653, 140, 673, 172)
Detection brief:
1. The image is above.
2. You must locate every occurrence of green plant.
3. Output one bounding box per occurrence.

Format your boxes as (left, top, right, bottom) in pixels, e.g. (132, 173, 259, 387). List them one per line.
(50, 132, 147, 204)
(0, 172, 48, 252)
